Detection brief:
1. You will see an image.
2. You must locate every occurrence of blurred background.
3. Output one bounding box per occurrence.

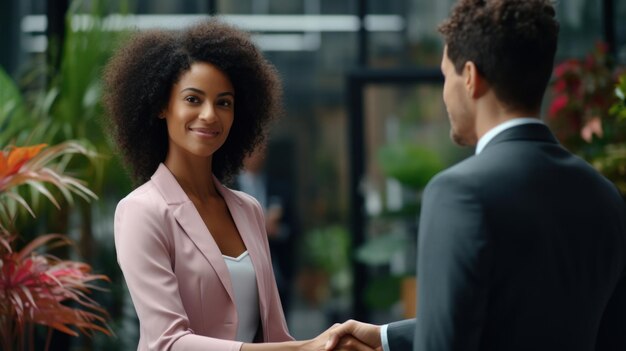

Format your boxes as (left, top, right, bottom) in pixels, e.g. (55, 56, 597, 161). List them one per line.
(1, 0, 625, 350)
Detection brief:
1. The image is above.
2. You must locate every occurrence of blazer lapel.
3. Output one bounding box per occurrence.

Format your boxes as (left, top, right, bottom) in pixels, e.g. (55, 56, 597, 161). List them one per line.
(172, 202, 236, 303)
(216, 181, 270, 326)
(151, 164, 236, 304)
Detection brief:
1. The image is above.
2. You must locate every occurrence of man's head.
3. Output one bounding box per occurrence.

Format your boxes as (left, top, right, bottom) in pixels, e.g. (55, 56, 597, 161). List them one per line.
(438, 0, 559, 145)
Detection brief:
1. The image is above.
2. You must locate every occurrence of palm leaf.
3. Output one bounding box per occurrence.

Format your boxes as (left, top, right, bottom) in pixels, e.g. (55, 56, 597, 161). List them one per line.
(0, 142, 98, 225)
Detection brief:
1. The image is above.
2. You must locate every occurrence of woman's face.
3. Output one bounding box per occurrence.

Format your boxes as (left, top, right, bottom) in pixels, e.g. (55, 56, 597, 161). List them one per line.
(161, 62, 235, 161)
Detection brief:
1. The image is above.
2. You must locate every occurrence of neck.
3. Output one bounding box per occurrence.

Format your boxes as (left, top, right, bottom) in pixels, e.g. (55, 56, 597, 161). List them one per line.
(474, 93, 539, 140)
(164, 152, 218, 201)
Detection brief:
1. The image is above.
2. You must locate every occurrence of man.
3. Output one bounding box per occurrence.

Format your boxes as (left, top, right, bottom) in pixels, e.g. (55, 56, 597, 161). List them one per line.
(326, 0, 626, 350)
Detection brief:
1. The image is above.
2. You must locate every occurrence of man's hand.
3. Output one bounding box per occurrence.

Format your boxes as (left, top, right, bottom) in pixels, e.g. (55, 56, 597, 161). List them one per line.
(325, 320, 382, 351)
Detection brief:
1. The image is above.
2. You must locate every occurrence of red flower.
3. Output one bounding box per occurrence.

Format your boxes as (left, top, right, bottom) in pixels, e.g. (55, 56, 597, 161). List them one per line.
(553, 79, 567, 93)
(554, 59, 579, 78)
(549, 95, 569, 118)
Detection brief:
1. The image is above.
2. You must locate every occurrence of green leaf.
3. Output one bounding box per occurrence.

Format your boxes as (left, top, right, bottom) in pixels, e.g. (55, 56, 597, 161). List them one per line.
(302, 225, 351, 274)
(356, 233, 408, 266)
(364, 276, 403, 309)
(377, 143, 443, 189)
(616, 86, 625, 101)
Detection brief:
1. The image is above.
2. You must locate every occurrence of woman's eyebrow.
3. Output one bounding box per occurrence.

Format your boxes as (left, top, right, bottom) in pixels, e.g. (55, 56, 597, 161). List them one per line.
(180, 87, 205, 95)
(180, 88, 234, 98)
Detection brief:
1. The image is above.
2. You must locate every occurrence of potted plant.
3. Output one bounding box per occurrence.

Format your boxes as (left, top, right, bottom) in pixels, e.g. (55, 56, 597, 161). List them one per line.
(298, 225, 351, 307)
(356, 142, 443, 318)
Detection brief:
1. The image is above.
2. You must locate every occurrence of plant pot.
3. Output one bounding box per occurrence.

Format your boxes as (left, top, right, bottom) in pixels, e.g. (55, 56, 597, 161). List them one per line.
(401, 276, 417, 318)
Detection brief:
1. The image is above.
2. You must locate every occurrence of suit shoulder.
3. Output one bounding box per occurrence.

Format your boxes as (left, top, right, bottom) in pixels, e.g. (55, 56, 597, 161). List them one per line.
(225, 186, 263, 209)
(426, 156, 481, 190)
(115, 181, 167, 219)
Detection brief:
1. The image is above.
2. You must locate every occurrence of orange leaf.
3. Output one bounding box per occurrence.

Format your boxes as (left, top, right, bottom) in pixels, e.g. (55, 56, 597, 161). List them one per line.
(0, 152, 8, 179)
(2, 144, 48, 178)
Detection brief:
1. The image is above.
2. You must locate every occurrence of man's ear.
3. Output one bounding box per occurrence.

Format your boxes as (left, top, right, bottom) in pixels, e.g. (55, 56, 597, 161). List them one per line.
(464, 61, 489, 99)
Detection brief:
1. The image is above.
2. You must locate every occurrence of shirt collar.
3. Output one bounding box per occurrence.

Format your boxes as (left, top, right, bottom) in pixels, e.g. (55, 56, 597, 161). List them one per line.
(475, 118, 544, 154)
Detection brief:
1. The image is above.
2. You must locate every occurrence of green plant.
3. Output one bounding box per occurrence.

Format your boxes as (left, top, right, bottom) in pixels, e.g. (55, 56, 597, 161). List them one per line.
(352, 143, 443, 310)
(299, 225, 352, 305)
(1, 1, 137, 349)
(593, 74, 626, 192)
(302, 225, 350, 276)
(377, 142, 443, 190)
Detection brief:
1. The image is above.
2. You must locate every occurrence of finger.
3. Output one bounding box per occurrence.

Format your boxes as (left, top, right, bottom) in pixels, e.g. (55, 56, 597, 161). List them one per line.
(325, 322, 353, 350)
(325, 333, 341, 350)
(335, 335, 376, 351)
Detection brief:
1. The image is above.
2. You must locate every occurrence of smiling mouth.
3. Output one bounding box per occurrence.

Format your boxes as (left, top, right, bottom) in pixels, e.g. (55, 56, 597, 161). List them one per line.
(189, 127, 220, 137)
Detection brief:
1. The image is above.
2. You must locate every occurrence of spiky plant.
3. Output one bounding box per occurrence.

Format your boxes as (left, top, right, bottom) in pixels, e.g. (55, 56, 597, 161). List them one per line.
(0, 143, 110, 351)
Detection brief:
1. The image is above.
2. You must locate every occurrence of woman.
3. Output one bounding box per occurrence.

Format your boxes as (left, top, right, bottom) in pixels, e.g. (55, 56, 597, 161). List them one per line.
(104, 19, 371, 351)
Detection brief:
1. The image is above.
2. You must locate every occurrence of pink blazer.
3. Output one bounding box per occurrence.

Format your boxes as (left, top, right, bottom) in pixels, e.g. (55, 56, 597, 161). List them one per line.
(114, 164, 293, 351)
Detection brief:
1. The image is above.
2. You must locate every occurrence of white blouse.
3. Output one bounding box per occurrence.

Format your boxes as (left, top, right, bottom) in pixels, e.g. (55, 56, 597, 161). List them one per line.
(223, 251, 260, 342)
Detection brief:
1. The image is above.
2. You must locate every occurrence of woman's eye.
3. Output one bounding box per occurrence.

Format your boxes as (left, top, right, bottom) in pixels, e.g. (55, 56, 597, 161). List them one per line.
(185, 96, 199, 103)
(218, 99, 234, 108)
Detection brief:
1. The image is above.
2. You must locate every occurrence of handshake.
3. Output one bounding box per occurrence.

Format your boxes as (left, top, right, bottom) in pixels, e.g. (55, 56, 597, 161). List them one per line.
(304, 320, 384, 351)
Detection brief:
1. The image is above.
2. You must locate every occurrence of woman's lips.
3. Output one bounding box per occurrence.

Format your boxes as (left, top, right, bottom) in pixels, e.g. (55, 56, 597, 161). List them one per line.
(189, 127, 220, 137)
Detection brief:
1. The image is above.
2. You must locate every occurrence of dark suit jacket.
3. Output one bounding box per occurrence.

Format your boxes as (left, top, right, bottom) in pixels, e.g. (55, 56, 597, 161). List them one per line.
(387, 123, 626, 351)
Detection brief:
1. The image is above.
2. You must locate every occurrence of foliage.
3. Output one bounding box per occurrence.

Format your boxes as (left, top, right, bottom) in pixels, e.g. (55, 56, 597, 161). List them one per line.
(1, 0, 135, 348)
(377, 142, 443, 190)
(363, 275, 403, 310)
(355, 232, 408, 266)
(0, 143, 97, 226)
(301, 225, 351, 276)
(547, 42, 626, 192)
(611, 75, 626, 119)
(0, 143, 110, 351)
(0, 1, 132, 193)
(298, 225, 352, 305)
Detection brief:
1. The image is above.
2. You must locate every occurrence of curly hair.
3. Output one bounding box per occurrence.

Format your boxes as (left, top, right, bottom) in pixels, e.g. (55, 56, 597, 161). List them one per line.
(439, 0, 559, 112)
(103, 19, 282, 185)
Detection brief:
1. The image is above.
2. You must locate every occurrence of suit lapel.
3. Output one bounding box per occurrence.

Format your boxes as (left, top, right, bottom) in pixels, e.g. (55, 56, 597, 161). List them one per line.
(172, 202, 236, 303)
(151, 164, 235, 304)
(217, 182, 269, 324)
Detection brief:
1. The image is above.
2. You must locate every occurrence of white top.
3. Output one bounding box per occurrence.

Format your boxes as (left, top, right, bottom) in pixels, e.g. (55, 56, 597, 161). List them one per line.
(475, 117, 544, 154)
(223, 251, 260, 342)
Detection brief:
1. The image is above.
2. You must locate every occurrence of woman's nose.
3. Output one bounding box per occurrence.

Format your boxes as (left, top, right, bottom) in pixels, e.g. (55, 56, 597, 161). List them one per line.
(198, 103, 216, 121)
